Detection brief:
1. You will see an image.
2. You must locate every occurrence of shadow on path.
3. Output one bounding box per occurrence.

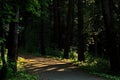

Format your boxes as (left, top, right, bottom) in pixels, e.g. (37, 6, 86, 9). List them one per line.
(21, 55, 107, 80)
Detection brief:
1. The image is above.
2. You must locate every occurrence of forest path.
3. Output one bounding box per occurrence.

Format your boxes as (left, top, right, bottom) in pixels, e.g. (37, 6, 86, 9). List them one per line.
(21, 54, 107, 80)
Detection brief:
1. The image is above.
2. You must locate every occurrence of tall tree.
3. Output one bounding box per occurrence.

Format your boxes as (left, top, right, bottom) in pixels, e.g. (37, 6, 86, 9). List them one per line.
(101, 0, 120, 73)
(77, 0, 85, 61)
(7, 8, 19, 73)
(52, 0, 62, 49)
(0, 1, 8, 79)
(39, 0, 46, 56)
(64, 0, 74, 59)
(0, 21, 7, 80)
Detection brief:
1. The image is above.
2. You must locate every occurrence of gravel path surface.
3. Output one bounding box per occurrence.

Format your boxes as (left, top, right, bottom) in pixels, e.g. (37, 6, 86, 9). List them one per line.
(22, 55, 107, 80)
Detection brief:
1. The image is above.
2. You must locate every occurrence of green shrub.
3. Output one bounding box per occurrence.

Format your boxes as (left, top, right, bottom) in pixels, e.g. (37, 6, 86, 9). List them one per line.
(79, 53, 110, 73)
(0, 56, 39, 80)
(76, 53, 120, 80)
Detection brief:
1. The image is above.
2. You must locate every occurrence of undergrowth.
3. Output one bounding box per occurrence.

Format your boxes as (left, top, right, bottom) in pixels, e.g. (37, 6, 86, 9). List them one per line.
(0, 56, 39, 80)
(75, 53, 120, 80)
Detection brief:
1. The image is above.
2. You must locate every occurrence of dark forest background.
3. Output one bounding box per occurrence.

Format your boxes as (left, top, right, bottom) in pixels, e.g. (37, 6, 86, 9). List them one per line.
(0, 0, 120, 79)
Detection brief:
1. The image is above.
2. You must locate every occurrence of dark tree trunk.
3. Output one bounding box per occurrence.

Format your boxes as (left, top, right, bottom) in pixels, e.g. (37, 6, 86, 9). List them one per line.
(64, 0, 74, 59)
(77, 0, 85, 61)
(7, 8, 19, 73)
(40, 1, 46, 56)
(0, 20, 7, 80)
(101, 0, 120, 74)
(52, 0, 62, 49)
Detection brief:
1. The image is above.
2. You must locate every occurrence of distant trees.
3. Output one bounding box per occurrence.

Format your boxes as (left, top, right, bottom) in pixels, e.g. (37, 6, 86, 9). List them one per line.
(101, 0, 120, 74)
(1, 0, 120, 76)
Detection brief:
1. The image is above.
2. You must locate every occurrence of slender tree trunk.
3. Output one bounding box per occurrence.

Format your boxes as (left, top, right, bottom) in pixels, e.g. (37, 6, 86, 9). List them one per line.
(77, 0, 85, 61)
(0, 2, 7, 79)
(49, 0, 54, 48)
(57, 0, 63, 49)
(64, 0, 74, 59)
(52, 0, 62, 49)
(7, 8, 19, 73)
(101, 0, 120, 73)
(0, 20, 7, 80)
(40, 1, 46, 56)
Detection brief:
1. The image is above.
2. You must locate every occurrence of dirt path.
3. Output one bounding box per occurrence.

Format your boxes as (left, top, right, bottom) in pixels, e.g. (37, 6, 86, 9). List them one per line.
(22, 55, 107, 80)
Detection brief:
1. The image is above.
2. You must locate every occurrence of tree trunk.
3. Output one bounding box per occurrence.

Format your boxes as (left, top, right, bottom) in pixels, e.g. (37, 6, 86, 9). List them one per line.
(40, 1, 46, 56)
(101, 0, 120, 74)
(77, 0, 85, 61)
(0, 20, 7, 80)
(7, 8, 19, 73)
(64, 0, 74, 59)
(52, 0, 62, 49)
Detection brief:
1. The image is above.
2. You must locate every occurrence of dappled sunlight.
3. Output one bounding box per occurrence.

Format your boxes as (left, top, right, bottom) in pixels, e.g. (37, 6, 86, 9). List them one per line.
(21, 54, 78, 74)
(17, 56, 26, 70)
(46, 67, 57, 71)
(20, 55, 106, 80)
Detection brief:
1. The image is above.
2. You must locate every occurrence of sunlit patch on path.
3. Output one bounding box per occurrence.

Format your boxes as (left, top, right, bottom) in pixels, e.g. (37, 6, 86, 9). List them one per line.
(22, 55, 107, 80)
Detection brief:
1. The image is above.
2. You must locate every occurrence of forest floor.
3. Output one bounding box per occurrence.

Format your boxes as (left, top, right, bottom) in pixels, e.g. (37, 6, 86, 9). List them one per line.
(21, 54, 107, 80)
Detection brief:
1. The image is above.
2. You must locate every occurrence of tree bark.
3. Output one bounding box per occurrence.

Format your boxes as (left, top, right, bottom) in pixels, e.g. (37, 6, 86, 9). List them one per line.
(0, 20, 7, 80)
(77, 0, 85, 61)
(64, 0, 74, 59)
(7, 8, 19, 73)
(101, 0, 120, 74)
(40, 1, 46, 56)
(52, 0, 62, 49)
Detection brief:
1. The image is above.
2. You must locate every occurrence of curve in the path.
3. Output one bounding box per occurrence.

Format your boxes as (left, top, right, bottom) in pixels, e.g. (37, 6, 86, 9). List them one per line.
(22, 55, 107, 80)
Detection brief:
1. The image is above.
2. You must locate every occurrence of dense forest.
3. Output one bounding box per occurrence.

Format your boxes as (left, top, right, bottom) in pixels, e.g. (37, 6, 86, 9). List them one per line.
(0, 0, 120, 79)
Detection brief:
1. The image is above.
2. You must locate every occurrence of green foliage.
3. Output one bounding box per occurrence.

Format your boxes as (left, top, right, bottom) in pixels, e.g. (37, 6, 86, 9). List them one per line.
(78, 53, 110, 73)
(0, 54, 38, 80)
(69, 47, 78, 61)
(26, 0, 41, 17)
(0, 38, 6, 44)
(0, 1, 16, 24)
(6, 57, 39, 80)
